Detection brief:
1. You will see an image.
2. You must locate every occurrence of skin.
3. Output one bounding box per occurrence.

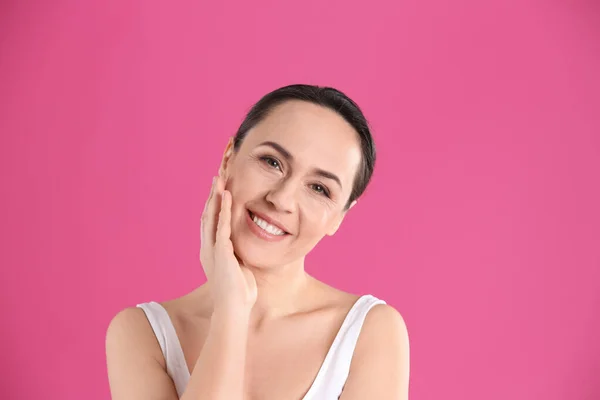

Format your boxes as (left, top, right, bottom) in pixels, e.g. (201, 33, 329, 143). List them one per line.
(106, 100, 410, 399)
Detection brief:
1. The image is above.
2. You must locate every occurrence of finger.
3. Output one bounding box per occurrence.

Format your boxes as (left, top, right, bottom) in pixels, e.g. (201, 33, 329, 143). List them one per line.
(202, 176, 217, 217)
(201, 176, 222, 246)
(216, 189, 232, 243)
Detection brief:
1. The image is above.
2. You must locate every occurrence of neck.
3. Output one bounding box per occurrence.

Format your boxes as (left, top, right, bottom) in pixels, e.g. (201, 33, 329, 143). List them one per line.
(246, 258, 313, 325)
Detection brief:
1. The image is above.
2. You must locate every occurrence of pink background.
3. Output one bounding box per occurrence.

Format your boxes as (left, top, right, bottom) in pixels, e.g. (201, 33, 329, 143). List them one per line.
(1, 1, 599, 399)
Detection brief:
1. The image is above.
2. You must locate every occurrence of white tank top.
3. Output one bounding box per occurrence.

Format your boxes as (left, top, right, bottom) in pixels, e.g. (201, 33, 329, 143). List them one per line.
(137, 294, 386, 399)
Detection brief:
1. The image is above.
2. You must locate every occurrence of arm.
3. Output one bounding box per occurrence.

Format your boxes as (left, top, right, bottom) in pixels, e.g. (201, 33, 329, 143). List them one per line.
(106, 308, 179, 400)
(339, 304, 410, 400)
(107, 176, 254, 399)
(180, 309, 250, 400)
(105, 307, 250, 400)
(180, 178, 256, 399)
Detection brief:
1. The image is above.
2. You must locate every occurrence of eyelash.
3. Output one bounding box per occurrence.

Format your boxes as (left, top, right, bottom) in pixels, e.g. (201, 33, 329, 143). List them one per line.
(259, 156, 331, 198)
(261, 156, 282, 171)
(310, 183, 331, 198)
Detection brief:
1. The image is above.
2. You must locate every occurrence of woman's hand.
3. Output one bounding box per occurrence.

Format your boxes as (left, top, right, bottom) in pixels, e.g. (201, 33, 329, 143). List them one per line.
(200, 175, 258, 315)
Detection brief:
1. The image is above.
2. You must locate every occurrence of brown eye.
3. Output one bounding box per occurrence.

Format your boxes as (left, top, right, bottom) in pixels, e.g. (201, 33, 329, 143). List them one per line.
(311, 184, 330, 198)
(261, 156, 281, 170)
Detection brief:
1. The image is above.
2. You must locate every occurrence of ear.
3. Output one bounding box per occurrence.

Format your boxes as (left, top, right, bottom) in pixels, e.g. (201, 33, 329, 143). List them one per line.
(219, 137, 235, 179)
(326, 200, 358, 236)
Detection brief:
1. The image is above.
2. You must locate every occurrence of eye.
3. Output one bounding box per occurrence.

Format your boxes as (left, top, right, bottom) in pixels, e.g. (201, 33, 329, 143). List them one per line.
(261, 156, 282, 171)
(311, 183, 331, 198)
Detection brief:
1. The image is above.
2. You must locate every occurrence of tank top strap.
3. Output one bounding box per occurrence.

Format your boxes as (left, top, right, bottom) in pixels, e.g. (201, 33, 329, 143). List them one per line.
(136, 302, 190, 397)
(332, 294, 387, 379)
(302, 294, 387, 399)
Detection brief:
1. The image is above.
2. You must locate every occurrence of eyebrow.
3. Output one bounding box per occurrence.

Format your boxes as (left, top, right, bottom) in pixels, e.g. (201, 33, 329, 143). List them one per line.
(257, 141, 343, 189)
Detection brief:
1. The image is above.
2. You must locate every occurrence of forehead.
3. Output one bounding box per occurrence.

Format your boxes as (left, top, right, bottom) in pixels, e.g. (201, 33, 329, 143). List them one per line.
(241, 100, 362, 186)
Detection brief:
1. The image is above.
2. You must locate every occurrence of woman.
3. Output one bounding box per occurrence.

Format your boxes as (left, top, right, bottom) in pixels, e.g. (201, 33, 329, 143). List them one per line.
(105, 84, 410, 399)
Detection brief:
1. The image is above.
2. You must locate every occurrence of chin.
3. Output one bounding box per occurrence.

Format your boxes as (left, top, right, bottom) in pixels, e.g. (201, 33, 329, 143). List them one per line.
(231, 234, 277, 269)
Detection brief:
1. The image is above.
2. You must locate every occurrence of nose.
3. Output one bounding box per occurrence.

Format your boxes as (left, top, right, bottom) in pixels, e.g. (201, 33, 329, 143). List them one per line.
(265, 179, 297, 213)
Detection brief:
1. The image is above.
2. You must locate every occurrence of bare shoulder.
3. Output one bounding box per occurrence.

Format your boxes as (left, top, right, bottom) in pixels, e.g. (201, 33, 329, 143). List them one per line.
(363, 303, 409, 342)
(354, 302, 409, 361)
(340, 302, 410, 400)
(105, 306, 179, 400)
(106, 306, 164, 363)
(107, 306, 152, 336)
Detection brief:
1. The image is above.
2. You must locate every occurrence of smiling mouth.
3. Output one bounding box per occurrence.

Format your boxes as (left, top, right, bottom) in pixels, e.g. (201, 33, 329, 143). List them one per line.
(247, 210, 289, 236)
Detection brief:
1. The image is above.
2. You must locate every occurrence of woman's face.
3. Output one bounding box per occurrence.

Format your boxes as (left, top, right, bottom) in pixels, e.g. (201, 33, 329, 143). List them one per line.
(223, 100, 362, 269)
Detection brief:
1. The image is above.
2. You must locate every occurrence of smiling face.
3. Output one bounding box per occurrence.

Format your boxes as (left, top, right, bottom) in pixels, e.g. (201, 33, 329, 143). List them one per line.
(222, 100, 363, 269)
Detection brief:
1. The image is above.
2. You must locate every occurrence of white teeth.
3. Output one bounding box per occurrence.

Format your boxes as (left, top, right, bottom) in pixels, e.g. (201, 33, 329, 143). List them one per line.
(252, 214, 285, 236)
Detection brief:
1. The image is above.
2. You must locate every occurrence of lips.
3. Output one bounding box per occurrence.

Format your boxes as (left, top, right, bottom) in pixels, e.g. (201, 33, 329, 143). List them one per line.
(247, 209, 290, 235)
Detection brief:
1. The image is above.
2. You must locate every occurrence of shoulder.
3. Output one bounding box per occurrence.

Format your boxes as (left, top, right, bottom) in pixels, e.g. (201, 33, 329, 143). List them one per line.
(106, 306, 152, 337)
(340, 302, 410, 399)
(105, 306, 181, 399)
(364, 302, 409, 339)
(357, 302, 409, 356)
(105, 306, 165, 368)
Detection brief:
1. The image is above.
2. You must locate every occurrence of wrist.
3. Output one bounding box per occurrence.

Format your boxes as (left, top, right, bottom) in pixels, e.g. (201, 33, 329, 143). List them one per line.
(211, 306, 251, 324)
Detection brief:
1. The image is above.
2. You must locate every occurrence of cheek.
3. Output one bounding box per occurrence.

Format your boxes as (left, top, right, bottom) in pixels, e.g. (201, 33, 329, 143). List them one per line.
(226, 165, 252, 199)
(226, 168, 265, 231)
(228, 165, 282, 210)
(300, 206, 335, 235)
